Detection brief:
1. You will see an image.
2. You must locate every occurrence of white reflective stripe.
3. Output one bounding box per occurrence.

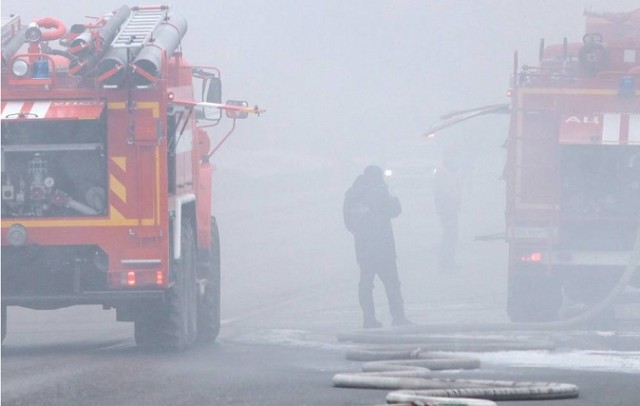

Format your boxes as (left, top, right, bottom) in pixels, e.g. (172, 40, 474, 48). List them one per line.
(121, 259, 162, 265)
(602, 113, 621, 144)
(29, 101, 51, 119)
(629, 114, 640, 144)
(171, 193, 196, 260)
(1, 102, 23, 119)
(551, 251, 633, 266)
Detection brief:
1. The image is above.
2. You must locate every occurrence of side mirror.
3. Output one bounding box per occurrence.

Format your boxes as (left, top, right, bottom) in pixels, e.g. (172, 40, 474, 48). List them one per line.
(225, 100, 249, 120)
(203, 77, 222, 121)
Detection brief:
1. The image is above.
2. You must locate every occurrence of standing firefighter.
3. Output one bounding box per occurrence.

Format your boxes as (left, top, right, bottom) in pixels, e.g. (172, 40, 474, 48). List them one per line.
(343, 165, 411, 328)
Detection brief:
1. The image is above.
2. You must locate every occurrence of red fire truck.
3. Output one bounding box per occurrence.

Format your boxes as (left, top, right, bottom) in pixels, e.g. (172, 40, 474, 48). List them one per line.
(1, 5, 262, 348)
(427, 8, 640, 322)
(504, 8, 640, 321)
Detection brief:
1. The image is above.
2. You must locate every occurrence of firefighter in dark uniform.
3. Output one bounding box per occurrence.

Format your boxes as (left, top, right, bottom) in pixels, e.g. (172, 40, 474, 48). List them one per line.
(343, 165, 412, 328)
(433, 159, 461, 271)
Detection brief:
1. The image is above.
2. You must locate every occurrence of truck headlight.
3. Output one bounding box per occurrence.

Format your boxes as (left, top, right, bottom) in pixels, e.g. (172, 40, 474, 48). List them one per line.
(11, 59, 29, 77)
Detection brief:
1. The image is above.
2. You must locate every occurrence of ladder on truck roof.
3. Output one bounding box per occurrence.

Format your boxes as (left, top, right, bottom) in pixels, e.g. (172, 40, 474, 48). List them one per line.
(2, 14, 21, 45)
(110, 6, 168, 49)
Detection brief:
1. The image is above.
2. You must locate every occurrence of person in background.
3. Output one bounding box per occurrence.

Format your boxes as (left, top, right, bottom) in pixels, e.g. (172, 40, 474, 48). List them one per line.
(343, 165, 412, 328)
(433, 158, 461, 272)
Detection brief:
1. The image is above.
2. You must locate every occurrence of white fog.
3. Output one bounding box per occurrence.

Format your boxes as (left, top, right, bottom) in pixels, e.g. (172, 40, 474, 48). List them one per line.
(2, 1, 640, 393)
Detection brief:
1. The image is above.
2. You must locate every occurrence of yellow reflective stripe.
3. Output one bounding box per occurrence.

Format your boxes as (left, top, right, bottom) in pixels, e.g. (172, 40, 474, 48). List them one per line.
(110, 174, 127, 203)
(111, 156, 126, 172)
(156, 147, 161, 225)
(108, 101, 159, 118)
(138, 102, 160, 118)
(2, 207, 155, 228)
(108, 102, 126, 110)
(110, 205, 126, 220)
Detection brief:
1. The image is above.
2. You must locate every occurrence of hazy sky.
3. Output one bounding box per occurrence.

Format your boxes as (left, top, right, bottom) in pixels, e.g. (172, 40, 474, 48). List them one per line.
(3, 1, 638, 163)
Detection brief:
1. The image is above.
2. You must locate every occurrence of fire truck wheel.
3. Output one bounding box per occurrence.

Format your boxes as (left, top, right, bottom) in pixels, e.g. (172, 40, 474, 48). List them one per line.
(135, 219, 198, 350)
(561, 270, 619, 304)
(197, 217, 221, 342)
(507, 271, 562, 322)
(1, 305, 7, 343)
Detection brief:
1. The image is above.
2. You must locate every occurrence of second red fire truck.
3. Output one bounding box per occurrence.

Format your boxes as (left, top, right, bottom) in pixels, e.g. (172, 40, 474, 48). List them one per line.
(427, 8, 640, 322)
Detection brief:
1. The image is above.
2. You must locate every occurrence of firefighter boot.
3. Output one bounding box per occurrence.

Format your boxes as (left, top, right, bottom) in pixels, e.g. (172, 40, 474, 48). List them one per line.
(361, 291, 382, 328)
(388, 292, 414, 327)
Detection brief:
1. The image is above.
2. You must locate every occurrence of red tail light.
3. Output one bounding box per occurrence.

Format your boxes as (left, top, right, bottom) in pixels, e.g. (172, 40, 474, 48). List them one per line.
(108, 270, 166, 287)
(127, 271, 136, 286)
(521, 252, 542, 262)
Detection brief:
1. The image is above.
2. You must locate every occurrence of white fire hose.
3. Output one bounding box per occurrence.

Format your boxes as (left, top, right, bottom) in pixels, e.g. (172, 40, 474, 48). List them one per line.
(332, 338, 578, 405)
(332, 221, 640, 405)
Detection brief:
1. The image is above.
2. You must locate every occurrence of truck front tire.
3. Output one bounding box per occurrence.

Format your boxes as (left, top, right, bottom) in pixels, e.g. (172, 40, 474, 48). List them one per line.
(197, 217, 221, 342)
(507, 270, 563, 322)
(2, 305, 6, 343)
(135, 219, 198, 350)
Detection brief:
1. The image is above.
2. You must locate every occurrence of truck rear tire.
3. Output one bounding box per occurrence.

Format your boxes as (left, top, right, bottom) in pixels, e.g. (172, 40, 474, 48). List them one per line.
(507, 270, 563, 322)
(135, 219, 198, 350)
(197, 217, 221, 342)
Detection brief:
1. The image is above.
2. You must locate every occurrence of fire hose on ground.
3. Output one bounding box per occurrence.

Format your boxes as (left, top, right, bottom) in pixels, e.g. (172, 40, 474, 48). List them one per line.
(331, 222, 640, 405)
(332, 336, 578, 406)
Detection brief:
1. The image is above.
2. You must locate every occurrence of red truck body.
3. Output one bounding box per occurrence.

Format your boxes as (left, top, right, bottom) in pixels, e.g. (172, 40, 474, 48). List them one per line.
(505, 9, 640, 321)
(1, 6, 257, 348)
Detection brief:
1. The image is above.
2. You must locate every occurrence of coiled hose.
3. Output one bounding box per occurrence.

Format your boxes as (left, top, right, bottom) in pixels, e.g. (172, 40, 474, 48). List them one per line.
(333, 336, 578, 405)
(331, 221, 640, 405)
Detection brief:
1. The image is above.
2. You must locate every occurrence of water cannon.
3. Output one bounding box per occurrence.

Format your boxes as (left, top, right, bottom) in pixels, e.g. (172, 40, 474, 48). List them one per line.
(2, 16, 66, 82)
(24, 17, 66, 44)
(25, 22, 43, 43)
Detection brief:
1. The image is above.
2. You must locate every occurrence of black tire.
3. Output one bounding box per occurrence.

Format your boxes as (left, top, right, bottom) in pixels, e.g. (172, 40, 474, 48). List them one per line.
(134, 317, 164, 348)
(135, 219, 198, 350)
(507, 270, 563, 322)
(561, 269, 619, 304)
(2, 305, 7, 343)
(197, 217, 221, 342)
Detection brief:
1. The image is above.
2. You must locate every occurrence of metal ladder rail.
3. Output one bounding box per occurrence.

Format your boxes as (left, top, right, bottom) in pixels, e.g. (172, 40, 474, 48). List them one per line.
(2, 14, 21, 44)
(110, 7, 167, 49)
